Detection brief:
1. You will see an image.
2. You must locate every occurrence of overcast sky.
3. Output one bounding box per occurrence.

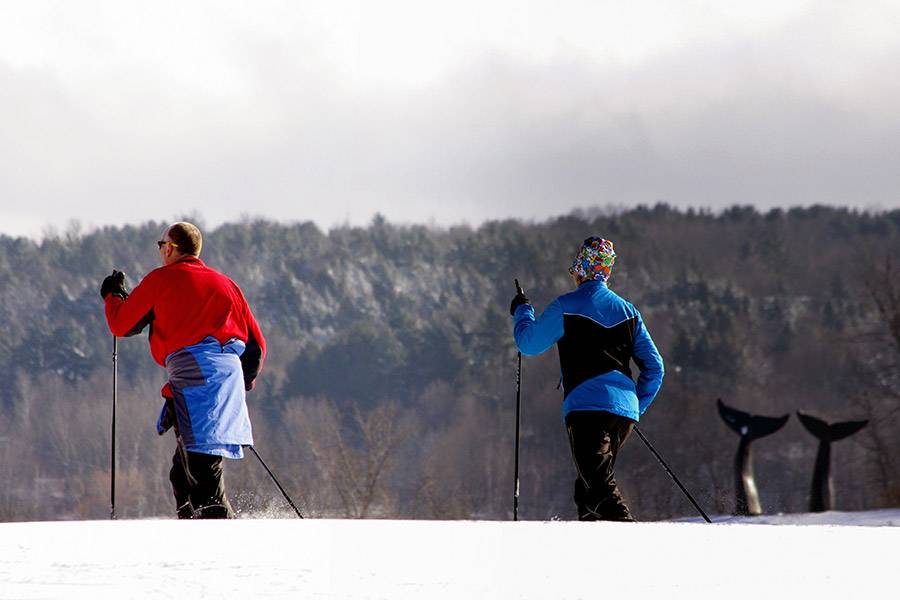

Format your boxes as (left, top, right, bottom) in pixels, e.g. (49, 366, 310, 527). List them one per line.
(1, 1, 899, 238)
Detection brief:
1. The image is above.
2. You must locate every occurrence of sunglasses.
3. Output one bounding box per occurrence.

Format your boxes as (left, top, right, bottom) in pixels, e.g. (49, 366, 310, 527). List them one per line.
(157, 240, 178, 249)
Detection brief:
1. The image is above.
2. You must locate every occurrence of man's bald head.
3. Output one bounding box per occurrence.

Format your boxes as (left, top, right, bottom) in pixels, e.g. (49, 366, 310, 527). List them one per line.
(165, 222, 203, 257)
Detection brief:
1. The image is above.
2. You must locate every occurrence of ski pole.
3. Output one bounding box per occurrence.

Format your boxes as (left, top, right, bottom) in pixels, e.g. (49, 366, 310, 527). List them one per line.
(514, 349, 522, 521)
(634, 426, 711, 523)
(513, 278, 524, 521)
(111, 335, 118, 520)
(247, 445, 304, 518)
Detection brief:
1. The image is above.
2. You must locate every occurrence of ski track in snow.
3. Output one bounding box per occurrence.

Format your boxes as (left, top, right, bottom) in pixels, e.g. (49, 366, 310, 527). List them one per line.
(0, 511, 897, 599)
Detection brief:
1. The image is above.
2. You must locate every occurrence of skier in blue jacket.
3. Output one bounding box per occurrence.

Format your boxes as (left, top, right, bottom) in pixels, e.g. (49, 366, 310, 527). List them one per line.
(511, 237, 664, 521)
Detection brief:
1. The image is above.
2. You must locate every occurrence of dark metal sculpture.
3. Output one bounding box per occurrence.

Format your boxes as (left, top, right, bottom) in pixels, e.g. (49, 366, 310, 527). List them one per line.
(796, 412, 868, 512)
(717, 398, 790, 515)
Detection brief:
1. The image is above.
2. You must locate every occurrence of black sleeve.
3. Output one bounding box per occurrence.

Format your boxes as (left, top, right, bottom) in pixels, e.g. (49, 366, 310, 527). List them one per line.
(123, 310, 154, 337)
(240, 331, 263, 391)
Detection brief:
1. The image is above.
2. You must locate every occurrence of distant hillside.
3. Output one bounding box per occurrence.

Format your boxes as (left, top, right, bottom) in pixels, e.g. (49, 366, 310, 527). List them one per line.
(1, 205, 898, 521)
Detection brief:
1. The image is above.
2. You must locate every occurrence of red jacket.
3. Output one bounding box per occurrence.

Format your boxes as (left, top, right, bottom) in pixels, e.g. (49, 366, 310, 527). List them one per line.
(104, 256, 266, 388)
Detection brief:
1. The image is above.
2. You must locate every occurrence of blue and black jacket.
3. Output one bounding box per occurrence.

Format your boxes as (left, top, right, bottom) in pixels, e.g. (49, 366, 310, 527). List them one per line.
(513, 280, 664, 421)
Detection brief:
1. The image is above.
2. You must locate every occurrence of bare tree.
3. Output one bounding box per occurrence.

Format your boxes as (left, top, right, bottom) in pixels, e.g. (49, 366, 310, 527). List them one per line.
(301, 398, 412, 518)
(853, 256, 900, 504)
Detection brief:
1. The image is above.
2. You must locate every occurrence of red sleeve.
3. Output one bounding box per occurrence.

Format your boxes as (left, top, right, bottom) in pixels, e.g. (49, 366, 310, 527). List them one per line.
(104, 270, 158, 337)
(237, 284, 266, 390)
(247, 303, 266, 365)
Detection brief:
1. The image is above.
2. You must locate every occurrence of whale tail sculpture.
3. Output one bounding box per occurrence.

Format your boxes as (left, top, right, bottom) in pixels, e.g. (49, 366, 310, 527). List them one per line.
(797, 412, 868, 512)
(717, 399, 790, 516)
(718, 399, 791, 440)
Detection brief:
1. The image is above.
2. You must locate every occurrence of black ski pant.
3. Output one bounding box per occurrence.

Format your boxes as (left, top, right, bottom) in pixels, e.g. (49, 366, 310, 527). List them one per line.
(169, 447, 235, 519)
(565, 410, 635, 521)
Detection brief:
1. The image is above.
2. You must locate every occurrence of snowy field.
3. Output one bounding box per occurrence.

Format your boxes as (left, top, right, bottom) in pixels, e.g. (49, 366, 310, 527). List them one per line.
(1, 511, 897, 600)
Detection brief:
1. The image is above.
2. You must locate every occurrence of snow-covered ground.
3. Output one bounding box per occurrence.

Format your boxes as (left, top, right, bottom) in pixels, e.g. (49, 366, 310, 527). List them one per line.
(1, 511, 897, 599)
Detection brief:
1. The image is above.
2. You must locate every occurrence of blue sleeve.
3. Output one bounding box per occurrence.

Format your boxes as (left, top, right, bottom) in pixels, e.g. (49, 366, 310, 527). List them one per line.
(632, 312, 664, 415)
(512, 299, 564, 356)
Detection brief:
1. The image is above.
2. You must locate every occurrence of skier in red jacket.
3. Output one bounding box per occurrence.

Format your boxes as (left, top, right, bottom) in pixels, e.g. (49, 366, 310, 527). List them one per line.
(101, 222, 266, 518)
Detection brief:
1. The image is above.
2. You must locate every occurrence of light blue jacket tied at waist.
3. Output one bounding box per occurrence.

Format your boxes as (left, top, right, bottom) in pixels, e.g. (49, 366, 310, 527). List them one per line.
(158, 336, 253, 459)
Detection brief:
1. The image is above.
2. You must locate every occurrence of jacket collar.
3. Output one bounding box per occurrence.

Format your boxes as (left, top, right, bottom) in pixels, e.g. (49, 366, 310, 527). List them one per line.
(578, 279, 608, 289)
(172, 255, 204, 267)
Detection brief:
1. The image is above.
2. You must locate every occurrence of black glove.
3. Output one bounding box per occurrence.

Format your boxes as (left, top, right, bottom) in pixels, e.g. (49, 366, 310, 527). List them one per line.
(100, 270, 129, 300)
(510, 279, 530, 315)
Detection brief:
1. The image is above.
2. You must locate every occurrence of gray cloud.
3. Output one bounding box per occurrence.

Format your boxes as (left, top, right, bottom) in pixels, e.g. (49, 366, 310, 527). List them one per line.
(2, 2, 899, 238)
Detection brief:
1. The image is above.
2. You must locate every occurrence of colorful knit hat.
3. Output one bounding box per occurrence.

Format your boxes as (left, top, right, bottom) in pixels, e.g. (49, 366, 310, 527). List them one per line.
(568, 237, 616, 282)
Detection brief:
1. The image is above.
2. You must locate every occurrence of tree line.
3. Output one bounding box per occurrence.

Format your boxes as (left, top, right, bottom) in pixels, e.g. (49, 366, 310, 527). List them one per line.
(1, 204, 898, 521)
